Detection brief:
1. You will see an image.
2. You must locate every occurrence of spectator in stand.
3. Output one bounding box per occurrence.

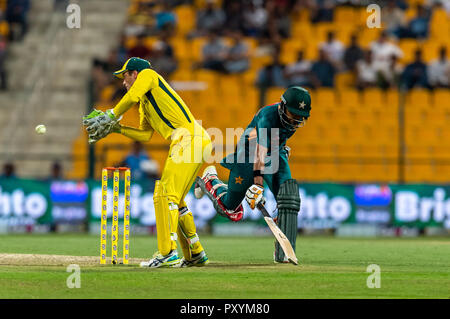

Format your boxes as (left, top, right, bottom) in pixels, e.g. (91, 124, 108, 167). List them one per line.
(121, 141, 159, 180)
(256, 50, 286, 89)
(91, 58, 110, 103)
(1, 162, 16, 178)
(242, 1, 268, 37)
(382, 0, 407, 38)
(104, 49, 122, 74)
(224, 32, 250, 74)
(310, 0, 335, 23)
(254, 34, 281, 59)
(356, 50, 378, 89)
(151, 39, 178, 79)
(128, 34, 152, 60)
(54, 0, 69, 11)
(0, 34, 7, 90)
(111, 78, 127, 103)
(155, 3, 177, 33)
(400, 49, 429, 89)
(406, 4, 430, 39)
(117, 34, 129, 66)
(124, 16, 147, 38)
(434, 0, 450, 15)
(272, 4, 292, 38)
(370, 31, 403, 74)
(194, 32, 228, 73)
(190, 0, 226, 38)
(428, 46, 450, 88)
(343, 34, 364, 72)
(310, 48, 336, 88)
(6, 0, 30, 41)
(395, 0, 410, 10)
(49, 162, 63, 181)
(319, 31, 344, 70)
(379, 54, 404, 89)
(284, 50, 312, 87)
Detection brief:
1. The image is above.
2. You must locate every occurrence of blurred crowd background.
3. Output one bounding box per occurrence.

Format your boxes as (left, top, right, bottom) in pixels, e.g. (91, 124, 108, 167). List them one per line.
(0, 0, 449, 184)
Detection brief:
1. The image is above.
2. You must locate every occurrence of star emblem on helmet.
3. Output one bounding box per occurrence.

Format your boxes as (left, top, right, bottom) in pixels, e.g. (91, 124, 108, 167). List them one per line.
(299, 101, 306, 109)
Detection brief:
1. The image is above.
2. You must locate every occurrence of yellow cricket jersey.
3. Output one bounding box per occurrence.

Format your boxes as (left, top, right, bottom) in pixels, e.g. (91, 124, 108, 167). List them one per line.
(113, 68, 196, 141)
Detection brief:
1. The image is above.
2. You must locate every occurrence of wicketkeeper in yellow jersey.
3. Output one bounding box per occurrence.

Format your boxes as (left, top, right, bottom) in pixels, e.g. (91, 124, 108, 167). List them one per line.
(83, 57, 212, 268)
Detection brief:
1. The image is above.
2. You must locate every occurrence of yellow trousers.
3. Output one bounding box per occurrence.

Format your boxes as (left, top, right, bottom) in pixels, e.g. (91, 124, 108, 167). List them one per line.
(154, 124, 212, 259)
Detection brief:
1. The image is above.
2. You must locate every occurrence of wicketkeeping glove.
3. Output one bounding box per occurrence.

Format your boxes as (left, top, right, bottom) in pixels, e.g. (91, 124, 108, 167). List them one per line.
(245, 184, 265, 209)
(87, 122, 122, 144)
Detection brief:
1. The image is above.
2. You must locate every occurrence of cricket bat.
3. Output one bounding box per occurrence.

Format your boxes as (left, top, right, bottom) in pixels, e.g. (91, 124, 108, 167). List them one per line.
(257, 202, 298, 265)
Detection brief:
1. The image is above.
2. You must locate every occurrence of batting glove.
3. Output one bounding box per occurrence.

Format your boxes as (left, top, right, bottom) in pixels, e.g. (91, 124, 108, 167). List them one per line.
(245, 184, 265, 210)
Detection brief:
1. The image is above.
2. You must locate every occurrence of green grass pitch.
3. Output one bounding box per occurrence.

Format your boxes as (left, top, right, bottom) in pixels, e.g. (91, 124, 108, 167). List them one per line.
(0, 234, 449, 298)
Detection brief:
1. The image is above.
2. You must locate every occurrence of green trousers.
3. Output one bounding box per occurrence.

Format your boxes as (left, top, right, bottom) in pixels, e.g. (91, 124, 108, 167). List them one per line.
(213, 149, 292, 210)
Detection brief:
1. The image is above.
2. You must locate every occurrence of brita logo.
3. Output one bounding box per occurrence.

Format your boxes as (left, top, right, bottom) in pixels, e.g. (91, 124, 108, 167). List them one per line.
(395, 188, 450, 228)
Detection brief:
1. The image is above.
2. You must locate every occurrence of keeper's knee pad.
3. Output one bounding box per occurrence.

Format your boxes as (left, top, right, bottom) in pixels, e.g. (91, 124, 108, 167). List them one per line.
(275, 179, 301, 263)
(154, 181, 179, 256)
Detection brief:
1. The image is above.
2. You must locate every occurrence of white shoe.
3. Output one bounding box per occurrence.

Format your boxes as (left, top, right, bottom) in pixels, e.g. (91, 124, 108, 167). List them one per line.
(140, 250, 181, 268)
(194, 165, 218, 199)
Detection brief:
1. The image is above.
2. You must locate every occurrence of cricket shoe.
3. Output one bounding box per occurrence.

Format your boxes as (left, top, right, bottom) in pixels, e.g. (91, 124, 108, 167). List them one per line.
(195, 166, 244, 222)
(140, 250, 181, 268)
(176, 251, 210, 268)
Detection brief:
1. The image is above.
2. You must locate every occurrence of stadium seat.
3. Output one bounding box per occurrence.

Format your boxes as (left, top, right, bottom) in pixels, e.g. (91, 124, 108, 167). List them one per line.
(313, 22, 335, 43)
(358, 27, 382, 48)
(170, 68, 195, 81)
(191, 37, 207, 61)
(430, 8, 450, 40)
(335, 72, 356, 90)
(362, 88, 383, 109)
(291, 21, 313, 41)
(337, 88, 361, 109)
(405, 89, 432, 109)
(174, 5, 195, 35)
(334, 6, 356, 25)
(398, 39, 419, 64)
(266, 87, 285, 105)
(315, 88, 337, 109)
(404, 162, 435, 183)
(431, 164, 450, 183)
(170, 37, 192, 62)
(385, 89, 399, 110)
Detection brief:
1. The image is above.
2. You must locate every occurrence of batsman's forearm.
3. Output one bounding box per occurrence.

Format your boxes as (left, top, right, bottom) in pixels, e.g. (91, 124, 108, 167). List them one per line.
(112, 93, 139, 118)
(253, 143, 267, 185)
(120, 125, 153, 142)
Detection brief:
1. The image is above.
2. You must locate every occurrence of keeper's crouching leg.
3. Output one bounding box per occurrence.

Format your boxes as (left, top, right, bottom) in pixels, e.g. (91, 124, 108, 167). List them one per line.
(154, 181, 179, 256)
(177, 206, 204, 259)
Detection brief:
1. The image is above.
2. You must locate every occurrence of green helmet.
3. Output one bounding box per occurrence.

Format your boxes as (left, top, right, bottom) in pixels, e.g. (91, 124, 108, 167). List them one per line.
(278, 86, 312, 131)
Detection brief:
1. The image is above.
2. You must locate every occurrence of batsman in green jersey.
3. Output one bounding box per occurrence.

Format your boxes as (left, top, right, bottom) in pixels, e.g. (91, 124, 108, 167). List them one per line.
(195, 86, 312, 263)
